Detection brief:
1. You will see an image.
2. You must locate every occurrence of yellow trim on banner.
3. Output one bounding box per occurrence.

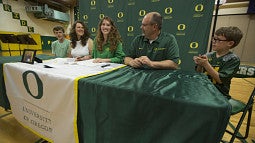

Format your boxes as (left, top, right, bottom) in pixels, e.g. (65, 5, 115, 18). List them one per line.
(77, 65, 126, 79)
(73, 78, 79, 143)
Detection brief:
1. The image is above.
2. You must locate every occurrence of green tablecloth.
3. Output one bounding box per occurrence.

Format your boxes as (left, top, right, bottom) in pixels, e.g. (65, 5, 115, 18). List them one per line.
(1, 57, 231, 142)
(78, 67, 231, 143)
(0, 55, 55, 110)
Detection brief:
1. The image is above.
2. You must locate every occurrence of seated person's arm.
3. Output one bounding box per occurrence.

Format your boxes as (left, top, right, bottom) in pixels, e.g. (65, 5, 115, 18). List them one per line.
(124, 57, 143, 68)
(93, 58, 111, 63)
(195, 65, 204, 72)
(193, 56, 204, 72)
(124, 36, 143, 68)
(67, 45, 72, 58)
(151, 60, 178, 69)
(125, 56, 178, 69)
(194, 55, 222, 83)
(109, 43, 125, 63)
(204, 63, 222, 84)
(92, 42, 109, 63)
(139, 56, 178, 69)
(88, 38, 93, 57)
(83, 38, 93, 60)
(94, 42, 125, 63)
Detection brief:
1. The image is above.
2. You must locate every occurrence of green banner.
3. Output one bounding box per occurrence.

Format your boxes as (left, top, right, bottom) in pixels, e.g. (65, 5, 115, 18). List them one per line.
(79, 0, 214, 71)
(41, 36, 57, 50)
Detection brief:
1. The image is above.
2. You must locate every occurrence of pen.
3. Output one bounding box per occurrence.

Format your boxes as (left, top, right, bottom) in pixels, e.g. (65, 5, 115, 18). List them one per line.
(101, 64, 110, 68)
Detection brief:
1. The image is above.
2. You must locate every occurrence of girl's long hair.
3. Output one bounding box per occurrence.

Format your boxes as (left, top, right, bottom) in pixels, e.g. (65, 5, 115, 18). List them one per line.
(95, 16, 122, 53)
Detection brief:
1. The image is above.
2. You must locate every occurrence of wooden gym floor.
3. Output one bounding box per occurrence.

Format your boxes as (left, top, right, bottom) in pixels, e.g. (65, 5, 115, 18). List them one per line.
(0, 62, 254, 143)
(221, 77, 255, 143)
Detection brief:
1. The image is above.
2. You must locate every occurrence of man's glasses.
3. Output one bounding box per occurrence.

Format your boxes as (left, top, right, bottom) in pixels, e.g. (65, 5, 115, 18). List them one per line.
(211, 37, 229, 43)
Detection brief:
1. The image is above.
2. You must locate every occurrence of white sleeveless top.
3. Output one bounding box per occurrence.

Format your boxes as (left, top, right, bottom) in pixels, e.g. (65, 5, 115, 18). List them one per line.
(71, 40, 89, 58)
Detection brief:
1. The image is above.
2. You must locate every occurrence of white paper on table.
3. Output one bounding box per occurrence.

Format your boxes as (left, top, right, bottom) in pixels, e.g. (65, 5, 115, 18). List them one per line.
(42, 58, 116, 68)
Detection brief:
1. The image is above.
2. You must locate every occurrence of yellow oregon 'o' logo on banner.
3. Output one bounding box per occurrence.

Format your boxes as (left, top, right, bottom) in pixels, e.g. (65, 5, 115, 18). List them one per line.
(128, 26, 134, 32)
(91, 0, 96, 6)
(165, 7, 173, 14)
(195, 4, 204, 12)
(108, 0, 114, 4)
(190, 42, 199, 49)
(83, 15, 88, 20)
(99, 14, 105, 19)
(177, 24, 186, 31)
(118, 12, 124, 18)
(91, 27, 96, 33)
(139, 10, 146, 16)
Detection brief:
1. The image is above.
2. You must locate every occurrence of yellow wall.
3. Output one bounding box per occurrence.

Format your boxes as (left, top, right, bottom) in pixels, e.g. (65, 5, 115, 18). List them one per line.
(0, 31, 42, 56)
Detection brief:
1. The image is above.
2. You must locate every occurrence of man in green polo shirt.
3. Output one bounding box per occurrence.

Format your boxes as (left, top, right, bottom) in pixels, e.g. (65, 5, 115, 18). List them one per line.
(124, 12, 180, 69)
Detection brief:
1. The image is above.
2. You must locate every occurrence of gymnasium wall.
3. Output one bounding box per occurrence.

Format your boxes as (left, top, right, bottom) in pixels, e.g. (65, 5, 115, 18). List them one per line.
(211, 1, 255, 63)
(0, 0, 69, 56)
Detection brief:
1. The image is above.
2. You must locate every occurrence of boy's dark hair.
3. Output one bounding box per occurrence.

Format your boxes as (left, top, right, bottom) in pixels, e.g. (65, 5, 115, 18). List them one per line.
(53, 26, 65, 33)
(215, 26, 243, 48)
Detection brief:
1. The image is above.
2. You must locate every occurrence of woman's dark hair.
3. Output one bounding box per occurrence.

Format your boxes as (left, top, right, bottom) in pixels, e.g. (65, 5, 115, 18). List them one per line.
(69, 20, 90, 48)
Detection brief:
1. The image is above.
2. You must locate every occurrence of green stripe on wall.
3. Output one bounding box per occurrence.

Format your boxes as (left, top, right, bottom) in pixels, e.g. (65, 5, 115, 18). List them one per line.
(41, 36, 57, 50)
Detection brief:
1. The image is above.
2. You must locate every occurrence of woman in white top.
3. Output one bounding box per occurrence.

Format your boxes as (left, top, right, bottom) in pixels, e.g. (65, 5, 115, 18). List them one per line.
(68, 20, 93, 61)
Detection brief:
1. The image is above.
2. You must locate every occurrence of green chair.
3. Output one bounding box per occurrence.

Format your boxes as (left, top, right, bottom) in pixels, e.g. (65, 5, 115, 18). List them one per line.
(225, 65, 255, 143)
(226, 88, 255, 142)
